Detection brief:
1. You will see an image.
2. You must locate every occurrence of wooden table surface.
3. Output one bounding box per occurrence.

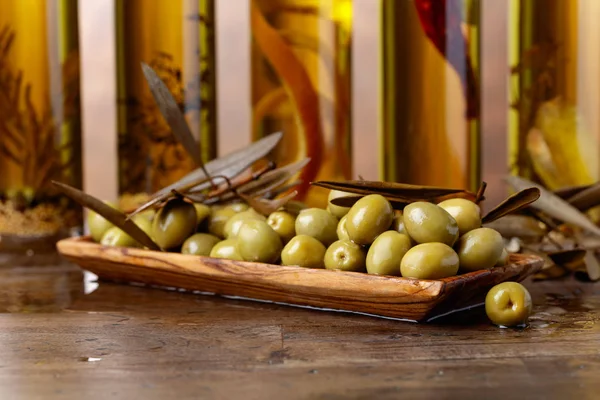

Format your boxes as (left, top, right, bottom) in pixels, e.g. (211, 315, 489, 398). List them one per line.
(0, 264, 599, 400)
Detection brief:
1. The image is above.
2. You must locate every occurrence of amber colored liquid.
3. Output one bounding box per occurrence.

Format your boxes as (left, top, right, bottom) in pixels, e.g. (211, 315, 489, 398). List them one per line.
(380, 0, 481, 191)
(0, 0, 82, 238)
(509, 0, 600, 190)
(251, 0, 353, 208)
(116, 0, 217, 204)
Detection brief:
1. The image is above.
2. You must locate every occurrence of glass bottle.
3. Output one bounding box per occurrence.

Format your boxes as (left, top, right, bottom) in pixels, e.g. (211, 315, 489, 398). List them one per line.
(380, 0, 481, 191)
(508, 0, 599, 191)
(115, 0, 217, 211)
(250, 0, 353, 208)
(0, 0, 83, 266)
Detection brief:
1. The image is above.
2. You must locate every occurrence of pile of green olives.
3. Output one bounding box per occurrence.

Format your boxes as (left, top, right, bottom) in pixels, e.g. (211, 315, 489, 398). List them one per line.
(88, 190, 509, 279)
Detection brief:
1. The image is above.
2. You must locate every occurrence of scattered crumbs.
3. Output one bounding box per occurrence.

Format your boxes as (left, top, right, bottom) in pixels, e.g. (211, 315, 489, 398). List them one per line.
(79, 357, 102, 362)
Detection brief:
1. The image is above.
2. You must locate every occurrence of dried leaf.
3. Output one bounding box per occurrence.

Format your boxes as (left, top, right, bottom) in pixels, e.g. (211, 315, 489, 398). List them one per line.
(238, 158, 309, 196)
(483, 215, 547, 241)
(573, 231, 600, 281)
(566, 182, 600, 211)
(482, 187, 540, 224)
(263, 180, 303, 200)
(141, 63, 206, 174)
(312, 180, 473, 200)
(238, 190, 298, 216)
(281, 200, 307, 215)
(582, 251, 600, 281)
(52, 181, 160, 251)
(129, 132, 283, 217)
(475, 182, 487, 204)
(190, 159, 308, 204)
(506, 175, 600, 237)
(546, 248, 587, 269)
(330, 195, 408, 210)
(553, 184, 592, 200)
(156, 131, 282, 197)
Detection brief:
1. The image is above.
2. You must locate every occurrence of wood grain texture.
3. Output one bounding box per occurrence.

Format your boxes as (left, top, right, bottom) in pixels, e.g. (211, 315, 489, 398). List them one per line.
(56, 237, 543, 322)
(0, 275, 599, 400)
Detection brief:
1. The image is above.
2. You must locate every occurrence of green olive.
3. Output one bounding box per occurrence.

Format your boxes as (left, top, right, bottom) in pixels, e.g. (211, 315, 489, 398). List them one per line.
(209, 239, 243, 261)
(403, 202, 459, 246)
(237, 220, 283, 263)
(324, 240, 367, 272)
(208, 207, 237, 238)
(132, 215, 153, 240)
(327, 189, 353, 219)
(225, 202, 250, 213)
(267, 211, 296, 244)
(181, 233, 220, 256)
(392, 211, 407, 235)
(152, 199, 197, 250)
(193, 203, 211, 228)
(281, 235, 326, 269)
(400, 243, 459, 279)
(345, 194, 394, 246)
(456, 227, 504, 272)
(485, 282, 532, 327)
(100, 226, 140, 248)
(337, 215, 350, 241)
(88, 201, 117, 242)
(366, 231, 412, 276)
(437, 198, 481, 236)
(224, 211, 265, 239)
(295, 208, 338, 246)
(495, 249, 509, 266)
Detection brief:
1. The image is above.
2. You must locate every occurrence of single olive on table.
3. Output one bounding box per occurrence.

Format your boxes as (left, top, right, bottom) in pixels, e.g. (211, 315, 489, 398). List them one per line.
(485, 282, 532, 327)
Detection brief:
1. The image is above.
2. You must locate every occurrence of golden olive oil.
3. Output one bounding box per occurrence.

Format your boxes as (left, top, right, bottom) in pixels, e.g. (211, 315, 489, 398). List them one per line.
(509, 0, 599, 191)
(250, 0, 353, 208)
(380, 0, 481, 191)
(116, 0, 217, 208)
(0, 0, 82, 240)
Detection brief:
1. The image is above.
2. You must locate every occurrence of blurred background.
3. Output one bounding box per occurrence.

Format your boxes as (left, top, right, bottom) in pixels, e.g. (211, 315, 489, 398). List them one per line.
(80, 0, 508, 208)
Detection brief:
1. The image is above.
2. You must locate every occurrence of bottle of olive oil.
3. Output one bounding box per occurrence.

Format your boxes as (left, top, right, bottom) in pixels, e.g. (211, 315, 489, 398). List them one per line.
(115, 0, 217, 211)
(250, 0, 353, 208)
(0, 0, 83, 263)
(380, 0, 481, 191)
(508, 0, 599, 191)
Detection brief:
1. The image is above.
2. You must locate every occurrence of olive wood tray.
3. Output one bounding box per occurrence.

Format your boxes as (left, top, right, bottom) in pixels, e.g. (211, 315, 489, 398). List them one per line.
(57, 237, 544, 323)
